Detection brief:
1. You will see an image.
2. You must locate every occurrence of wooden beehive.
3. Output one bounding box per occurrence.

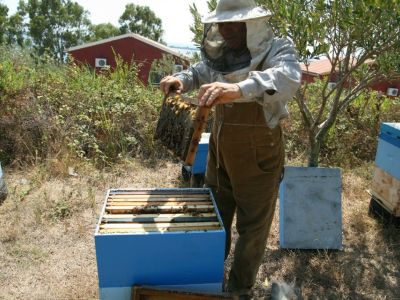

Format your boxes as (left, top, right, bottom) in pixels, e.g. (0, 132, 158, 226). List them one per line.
(371, 167, 400, 217)
(95, 188, 225, 300)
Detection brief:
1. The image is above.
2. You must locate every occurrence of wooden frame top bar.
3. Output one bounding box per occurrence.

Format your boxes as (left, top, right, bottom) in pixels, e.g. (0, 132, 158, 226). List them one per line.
(97, 188, 223, 234)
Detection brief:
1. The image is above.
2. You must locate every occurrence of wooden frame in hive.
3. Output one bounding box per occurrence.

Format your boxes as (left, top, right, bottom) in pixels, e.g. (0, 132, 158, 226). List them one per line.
(94, 188, 226, 300)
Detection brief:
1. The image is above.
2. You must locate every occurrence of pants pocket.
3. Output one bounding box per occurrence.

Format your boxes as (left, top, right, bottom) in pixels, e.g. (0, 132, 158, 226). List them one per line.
(252, 130, 284, 175)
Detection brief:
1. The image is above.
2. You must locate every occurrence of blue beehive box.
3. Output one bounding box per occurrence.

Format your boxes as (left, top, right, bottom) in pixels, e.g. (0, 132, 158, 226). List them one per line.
(375, 123, 400, 180)
(95, 188, 225, 300)
(192, 133, 210, 175)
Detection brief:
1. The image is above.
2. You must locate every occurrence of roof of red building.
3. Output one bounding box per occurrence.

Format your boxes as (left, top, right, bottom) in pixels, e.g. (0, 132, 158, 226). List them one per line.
(300, 59, 333, 76)
(301, 58, 376, 76)
(66, 33, 190, 62)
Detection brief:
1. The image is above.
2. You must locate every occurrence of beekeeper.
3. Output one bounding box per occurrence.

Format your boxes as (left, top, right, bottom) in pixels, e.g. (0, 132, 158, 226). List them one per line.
(160, 0, 301, 298)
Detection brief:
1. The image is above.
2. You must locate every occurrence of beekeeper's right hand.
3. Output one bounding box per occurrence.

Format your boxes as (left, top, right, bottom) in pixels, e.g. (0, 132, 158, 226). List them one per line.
(160, 76, 184, 95)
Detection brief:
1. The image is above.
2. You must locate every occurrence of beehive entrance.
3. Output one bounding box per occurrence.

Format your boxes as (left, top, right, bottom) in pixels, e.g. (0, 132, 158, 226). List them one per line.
(99, 189, 222, 234)
(133, 285, 236, 299)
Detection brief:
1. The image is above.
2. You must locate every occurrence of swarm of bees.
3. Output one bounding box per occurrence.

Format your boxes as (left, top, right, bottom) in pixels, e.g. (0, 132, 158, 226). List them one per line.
(165, 95, 197, 119)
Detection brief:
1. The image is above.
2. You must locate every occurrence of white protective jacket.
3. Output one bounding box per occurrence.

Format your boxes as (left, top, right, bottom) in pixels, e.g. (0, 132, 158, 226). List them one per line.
(176, 18, 302, 128)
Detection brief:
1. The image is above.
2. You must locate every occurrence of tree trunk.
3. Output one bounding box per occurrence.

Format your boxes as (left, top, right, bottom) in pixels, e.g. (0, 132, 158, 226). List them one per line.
(308, 134, 321, 167)
(0, 164, 7, 205)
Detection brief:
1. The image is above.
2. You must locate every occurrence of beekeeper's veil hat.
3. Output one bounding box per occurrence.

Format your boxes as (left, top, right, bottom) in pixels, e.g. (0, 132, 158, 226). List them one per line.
(201, 0, 271, 23)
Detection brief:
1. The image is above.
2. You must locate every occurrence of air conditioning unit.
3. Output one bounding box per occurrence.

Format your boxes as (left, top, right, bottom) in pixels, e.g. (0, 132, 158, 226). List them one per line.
(386, 88, 398, 97)
(327, 82, 337, 89)
(173, 64, 183, 73)
(95, 58, 108, 68)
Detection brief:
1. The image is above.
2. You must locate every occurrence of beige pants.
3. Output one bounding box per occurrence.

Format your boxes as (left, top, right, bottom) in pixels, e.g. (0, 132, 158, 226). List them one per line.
(205, 102, 284, 296)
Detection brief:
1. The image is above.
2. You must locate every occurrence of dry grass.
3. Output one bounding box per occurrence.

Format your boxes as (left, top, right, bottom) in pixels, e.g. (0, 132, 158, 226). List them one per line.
(0, 159, 399, 300)
(247, 164, 400, 300)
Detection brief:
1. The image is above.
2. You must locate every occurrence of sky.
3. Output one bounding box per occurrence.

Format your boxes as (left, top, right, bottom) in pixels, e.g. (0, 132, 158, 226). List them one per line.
(0, 0, 209, 46)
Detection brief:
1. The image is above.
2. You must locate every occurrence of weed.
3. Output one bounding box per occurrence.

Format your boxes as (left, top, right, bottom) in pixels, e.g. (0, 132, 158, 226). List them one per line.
(6, 242, 48, 266)
(86, 186, 97, 210)
(51, 199, 72, 221)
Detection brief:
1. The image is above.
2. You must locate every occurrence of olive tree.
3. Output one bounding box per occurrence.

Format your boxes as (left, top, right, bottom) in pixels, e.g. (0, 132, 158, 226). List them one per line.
(88, 23, 120, 42)
(262, 0, 400, 166)
(189, 0, 217, 45)
(0, 3, 8, 45)
(191, 0, 400, 167)
(17, 0, 91, 62)
(119, 3, 163, 43)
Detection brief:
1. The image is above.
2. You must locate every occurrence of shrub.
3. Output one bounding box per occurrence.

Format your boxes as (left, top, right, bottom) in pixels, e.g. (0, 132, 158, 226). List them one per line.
(322, 91, 399, 167)
(283, 87, 400, 167)
(0, 46, 163, 166)
(1, 45, 399, 168)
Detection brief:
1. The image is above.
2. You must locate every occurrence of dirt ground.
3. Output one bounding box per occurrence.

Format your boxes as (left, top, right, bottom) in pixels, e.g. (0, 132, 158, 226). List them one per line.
(0, 158, 399, 300)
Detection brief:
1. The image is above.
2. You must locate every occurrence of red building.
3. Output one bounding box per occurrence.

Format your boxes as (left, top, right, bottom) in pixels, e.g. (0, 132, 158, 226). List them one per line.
(66, 33, 190, 84)
(301, 59, 399, 97)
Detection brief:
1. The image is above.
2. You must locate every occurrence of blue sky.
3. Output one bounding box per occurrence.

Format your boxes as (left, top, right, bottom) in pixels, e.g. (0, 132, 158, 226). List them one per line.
(0, 0, 209, 46)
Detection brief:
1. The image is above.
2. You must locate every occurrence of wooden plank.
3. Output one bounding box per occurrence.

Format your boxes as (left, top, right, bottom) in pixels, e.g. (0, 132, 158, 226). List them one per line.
(99, 222, 221, 233)
(107, 197, 210, 202)
(105, 205, 214, 214)
(109, 191, 210, 198)
(103, 213, 217, 219)
(102, 213, 218, 223)
(100, 222, 220, 229)
(108, 193, 209, 197)
(108, 197, 209, 202)
(109, 190, 209, 194)
(368, 190, 400, 217)
(102, 216, 218, 223)
(132, 286, 236, 300)
(369, 197, 400, 223)
(99, 225, 221, 234)
(106, 205, 214, 210)
(185, 106, 212, 166)
(376, 197, 399, 217)
(106, 201, 212, 206)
